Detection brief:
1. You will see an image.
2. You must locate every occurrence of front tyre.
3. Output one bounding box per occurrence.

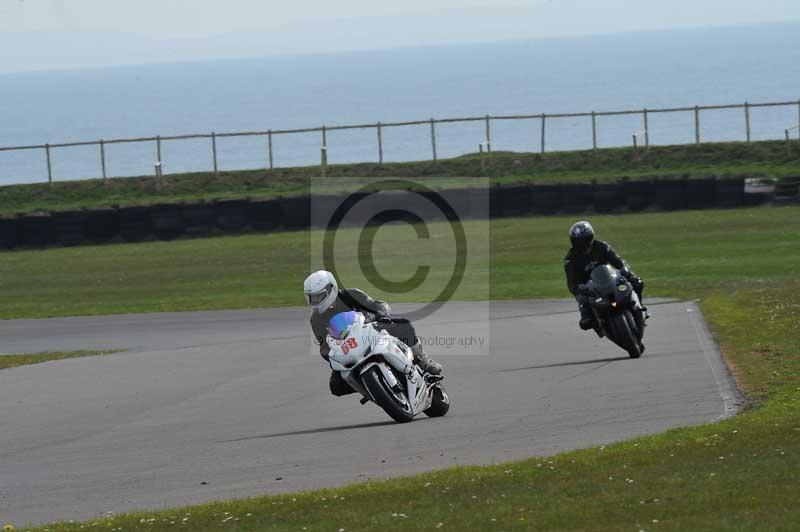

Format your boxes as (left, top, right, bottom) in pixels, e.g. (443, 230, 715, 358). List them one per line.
(424, 385, 450, 418)
(624, 308, 645, 346)
(609, 312, 641, 359)
(362, 366, 414, 423)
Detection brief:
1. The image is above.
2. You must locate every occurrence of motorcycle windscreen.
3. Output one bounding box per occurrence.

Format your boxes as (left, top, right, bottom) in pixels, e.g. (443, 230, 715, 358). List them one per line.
(328, 311, 360, 340)
(589, 264, 619, 293)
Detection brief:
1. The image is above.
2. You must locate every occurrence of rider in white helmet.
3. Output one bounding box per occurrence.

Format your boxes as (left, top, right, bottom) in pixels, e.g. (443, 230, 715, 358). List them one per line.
(304, 270, 442, 396)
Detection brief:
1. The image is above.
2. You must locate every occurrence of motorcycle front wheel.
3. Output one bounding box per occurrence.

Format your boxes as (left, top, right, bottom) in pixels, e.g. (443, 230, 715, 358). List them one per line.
(424, 385, 450, 418)
(609, 311, 641, 359)
(362, 366, 415, 423)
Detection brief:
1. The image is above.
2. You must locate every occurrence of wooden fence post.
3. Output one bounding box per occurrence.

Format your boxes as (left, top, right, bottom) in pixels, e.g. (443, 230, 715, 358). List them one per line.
(479, 143, 486, 171)
(100, 140, 107, 180)
(591, 111, 597, 150)
(211, 132, 218, 176)
(430, 118, 437, 162)
(694, 106, 701, 145)
(45, 143, 53, 185)
(267, 130, 273, 170)
(786, 129, 793, 157)
(485, 114, 492, 153)
(540, 114, 547, 154)
(744, 102, 751, 142)
(321, 126, 328, 176)
(643, 109, 649, 148)
(154, 162, 162, 192)
(377, 122, 383, 165)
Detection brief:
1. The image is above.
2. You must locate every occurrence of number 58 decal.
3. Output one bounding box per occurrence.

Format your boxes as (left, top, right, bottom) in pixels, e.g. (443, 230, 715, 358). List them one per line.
(342, 337, 358, 355)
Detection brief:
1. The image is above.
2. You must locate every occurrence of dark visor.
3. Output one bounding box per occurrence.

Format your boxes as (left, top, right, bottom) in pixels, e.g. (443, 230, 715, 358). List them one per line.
(308, 289, 329, 306)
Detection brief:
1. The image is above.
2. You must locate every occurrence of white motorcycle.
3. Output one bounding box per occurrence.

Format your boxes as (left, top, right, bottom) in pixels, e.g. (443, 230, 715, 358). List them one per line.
(326, 311, 450, 423)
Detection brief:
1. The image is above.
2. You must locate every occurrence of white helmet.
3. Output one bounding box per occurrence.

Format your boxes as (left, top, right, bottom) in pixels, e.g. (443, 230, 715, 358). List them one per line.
(303, 270, 338, 312)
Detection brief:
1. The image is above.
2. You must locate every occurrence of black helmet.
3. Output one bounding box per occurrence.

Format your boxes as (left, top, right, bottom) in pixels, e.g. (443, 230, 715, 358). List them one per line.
(569, 220, 595, 253)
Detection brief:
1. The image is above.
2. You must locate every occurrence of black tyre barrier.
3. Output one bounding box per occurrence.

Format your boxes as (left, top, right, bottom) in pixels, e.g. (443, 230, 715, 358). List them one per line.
(439, 187, 478, 221)
(467, 187, 492, 220)
(383, 190, 438, 225)
(530, 184, 563, 214)
(624, 180, 655, 211)
(654, 179, 688, 211)
(19, 214, 55, 247)
(743, 191, 772, 206)
(489, 186, 502, 218)
(215, 199, 249, 233)
(560, 183, 595, 213)
(0, 217, 20, 249)
(118, 206, 153, 242)
(280, 195, 311, 230)
(416, 190, 452, 223)
(52, 210, 88, 246)
(182, 202, 217, 236)
(150, 204, 185, 240)
(0, 176, 783, 250)
(246, 199, 283, 231)
(493, 185, 532, 217)
(714, 178, 745, 207)
(594, 183, 626, 212)
(309, 194, 350, 229)
(774, 177, 799, 198)
(686, 177, 717, 209)
(365, 191, 412, 228)
(84, 208, 120, 242)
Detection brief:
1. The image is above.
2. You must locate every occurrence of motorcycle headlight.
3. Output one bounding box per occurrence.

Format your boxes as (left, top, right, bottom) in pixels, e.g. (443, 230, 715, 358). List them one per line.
(618, 284, 628, 292)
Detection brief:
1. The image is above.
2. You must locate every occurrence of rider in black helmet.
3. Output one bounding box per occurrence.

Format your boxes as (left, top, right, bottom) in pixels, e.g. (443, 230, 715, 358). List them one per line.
(563, 221, 646, 330)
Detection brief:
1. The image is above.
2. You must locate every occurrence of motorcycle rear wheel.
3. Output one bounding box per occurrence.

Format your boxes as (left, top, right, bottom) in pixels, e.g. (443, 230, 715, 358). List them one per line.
(362, 366, 415, 423)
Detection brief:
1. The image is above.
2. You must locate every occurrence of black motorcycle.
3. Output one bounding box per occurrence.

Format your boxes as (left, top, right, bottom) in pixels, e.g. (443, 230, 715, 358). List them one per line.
(581, 264, 646, 358)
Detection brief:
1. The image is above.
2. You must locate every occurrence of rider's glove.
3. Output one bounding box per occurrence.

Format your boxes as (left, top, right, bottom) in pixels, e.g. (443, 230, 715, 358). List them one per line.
(577, 283, 590, 295)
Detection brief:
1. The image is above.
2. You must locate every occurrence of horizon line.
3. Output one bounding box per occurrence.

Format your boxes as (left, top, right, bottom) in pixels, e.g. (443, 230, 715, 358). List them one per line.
(1, 18, 798, 77)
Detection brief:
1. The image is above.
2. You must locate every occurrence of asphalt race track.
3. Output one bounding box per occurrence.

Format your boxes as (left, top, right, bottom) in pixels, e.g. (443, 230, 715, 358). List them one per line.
(0, 299, 742, 526)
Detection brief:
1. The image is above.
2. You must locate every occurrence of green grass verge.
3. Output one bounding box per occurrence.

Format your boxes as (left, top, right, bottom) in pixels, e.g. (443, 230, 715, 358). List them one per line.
(2, 139, 798, 214)
(0, 205, 797, 319)
(15, 207, 800, 530)
(0, 350, 120, 370)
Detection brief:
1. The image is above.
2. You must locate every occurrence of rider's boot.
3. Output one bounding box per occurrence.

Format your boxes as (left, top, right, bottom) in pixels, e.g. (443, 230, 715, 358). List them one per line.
(579, 303, 595, 330)
(634, 286, 650, 320)
(410, 341, 442, 375)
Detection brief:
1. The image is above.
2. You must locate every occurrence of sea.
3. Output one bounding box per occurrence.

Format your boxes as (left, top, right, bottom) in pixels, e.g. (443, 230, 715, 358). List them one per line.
(1, 21, 799, 185)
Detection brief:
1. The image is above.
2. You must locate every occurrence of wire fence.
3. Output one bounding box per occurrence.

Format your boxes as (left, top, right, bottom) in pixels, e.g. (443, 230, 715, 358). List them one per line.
(2, 98, 799, 184)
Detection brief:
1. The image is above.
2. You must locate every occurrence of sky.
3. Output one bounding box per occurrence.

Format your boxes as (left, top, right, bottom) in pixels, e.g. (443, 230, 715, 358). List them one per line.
(1, 0, 799, 73)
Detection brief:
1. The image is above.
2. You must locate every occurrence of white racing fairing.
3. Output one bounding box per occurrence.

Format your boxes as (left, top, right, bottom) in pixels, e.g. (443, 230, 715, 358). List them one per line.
(326, 316, 449, 422)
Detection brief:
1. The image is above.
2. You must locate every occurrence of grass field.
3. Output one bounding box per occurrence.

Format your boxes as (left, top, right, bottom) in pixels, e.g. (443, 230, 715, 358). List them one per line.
(0, 350, 119, 371)
(1, 139, 798, 214)
(0, 205, 796, 319)
(4, 205, 799, 531)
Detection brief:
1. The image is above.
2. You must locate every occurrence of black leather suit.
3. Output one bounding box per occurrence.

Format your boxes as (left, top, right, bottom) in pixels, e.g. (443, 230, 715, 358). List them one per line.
(310, 288, 418, 396)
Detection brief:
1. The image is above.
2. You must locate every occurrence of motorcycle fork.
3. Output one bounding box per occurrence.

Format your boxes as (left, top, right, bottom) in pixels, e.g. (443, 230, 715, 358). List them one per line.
(591, 307, 607, 338)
